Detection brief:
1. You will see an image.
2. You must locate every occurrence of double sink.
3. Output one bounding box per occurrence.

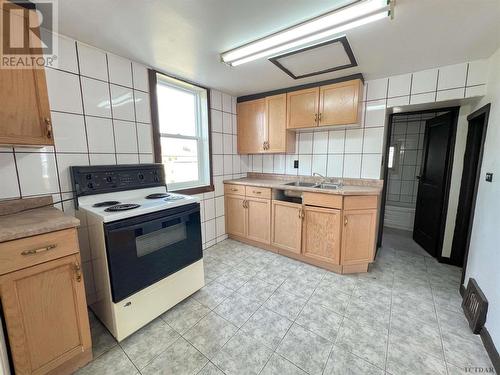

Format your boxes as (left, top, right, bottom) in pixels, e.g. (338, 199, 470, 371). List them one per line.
(283, 181, 342, 190)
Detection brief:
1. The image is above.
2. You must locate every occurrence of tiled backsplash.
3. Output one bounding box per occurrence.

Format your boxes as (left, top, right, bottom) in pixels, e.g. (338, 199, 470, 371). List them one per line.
(244, 59, 488, 181)
(0, 33, 245, 249)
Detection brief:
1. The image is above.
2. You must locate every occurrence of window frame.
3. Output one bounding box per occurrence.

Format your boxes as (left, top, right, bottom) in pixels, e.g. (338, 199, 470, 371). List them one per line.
(149, 70, 213, 194)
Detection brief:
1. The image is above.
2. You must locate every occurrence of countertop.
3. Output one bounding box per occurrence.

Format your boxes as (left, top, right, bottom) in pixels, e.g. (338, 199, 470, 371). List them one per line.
(223, 176, 382, 196)
(0, 197, 80, 243)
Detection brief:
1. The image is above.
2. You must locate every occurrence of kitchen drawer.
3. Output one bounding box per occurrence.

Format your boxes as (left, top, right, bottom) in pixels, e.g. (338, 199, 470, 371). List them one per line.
(224, 184, 245, 196)
(344, 196, 378, 210)
(302, 192, 342, 209)
(245, 186, 271, 199)
(0, 228, 79, 275)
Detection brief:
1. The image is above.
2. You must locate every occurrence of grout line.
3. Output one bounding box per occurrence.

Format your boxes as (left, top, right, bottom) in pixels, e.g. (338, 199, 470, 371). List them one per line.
(104, 54, 118, 165)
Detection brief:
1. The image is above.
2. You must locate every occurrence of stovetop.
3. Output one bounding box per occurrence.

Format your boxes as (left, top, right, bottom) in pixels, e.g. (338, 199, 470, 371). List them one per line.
(78, 186, 199, 222)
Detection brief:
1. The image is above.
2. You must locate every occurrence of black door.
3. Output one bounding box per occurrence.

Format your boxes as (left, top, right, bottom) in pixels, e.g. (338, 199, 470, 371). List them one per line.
(413, 112, 455, 257)
(451, 109, 488, 267)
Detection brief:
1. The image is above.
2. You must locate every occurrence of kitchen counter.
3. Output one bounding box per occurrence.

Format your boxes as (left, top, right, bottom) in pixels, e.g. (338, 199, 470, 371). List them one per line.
(0, 197, 79, 243)
(224, 175, 382, 196)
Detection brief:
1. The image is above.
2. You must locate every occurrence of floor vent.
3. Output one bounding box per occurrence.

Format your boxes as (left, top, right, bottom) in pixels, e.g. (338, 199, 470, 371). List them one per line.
(462, 278, 488, 334)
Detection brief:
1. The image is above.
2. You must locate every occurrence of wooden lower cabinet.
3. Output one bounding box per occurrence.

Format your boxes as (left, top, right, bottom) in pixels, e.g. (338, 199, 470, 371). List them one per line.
(302, 206, 341, 265)
(225, 195, 246, 238)
(341, 209, 378, 265)
(271, 201, 302, 254)
(0, 253, 91, 374)
(246, 198, 271, 244)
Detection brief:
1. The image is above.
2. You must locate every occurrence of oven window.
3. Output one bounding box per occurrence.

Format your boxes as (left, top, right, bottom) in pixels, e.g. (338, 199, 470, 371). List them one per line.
(135, 222, 187, 257)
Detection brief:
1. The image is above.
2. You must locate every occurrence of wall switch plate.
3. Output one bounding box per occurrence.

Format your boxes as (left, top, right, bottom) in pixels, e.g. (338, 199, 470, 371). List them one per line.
(486, 173, 493, 182)
(294, 160, 299, 169)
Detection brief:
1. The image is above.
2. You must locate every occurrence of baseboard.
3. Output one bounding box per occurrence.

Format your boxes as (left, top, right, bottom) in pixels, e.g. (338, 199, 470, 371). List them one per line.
(480, 326, 500, 374)
(459, 283, 465, 297)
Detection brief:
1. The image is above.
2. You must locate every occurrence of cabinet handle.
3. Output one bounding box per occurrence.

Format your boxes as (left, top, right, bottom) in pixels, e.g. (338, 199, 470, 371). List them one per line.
(74, 261, 82, 282)
(231, 188, 238, 192)
(21, 244, 56, 256)
(253, 190, 261, 194)
(318, 113, 322, 122)
(44, 117, 52, 139)
(314, 113, 318, 122)
(298, 208, 304, 219)
(242, 200, 246, 208)
(344, 217, 348, 226)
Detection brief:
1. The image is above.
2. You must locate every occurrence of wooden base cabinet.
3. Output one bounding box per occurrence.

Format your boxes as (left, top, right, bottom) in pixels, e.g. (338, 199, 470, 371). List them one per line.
(341, 209, 378, 265)
(0, 229, 91, 375)
(301, 206, 341, 265)
(225, 192, 271, 245)
(271, 201, 302, 254)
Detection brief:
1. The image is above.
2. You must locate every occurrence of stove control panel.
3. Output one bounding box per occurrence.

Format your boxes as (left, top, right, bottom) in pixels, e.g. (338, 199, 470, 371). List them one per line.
(70, 164, 165, 198)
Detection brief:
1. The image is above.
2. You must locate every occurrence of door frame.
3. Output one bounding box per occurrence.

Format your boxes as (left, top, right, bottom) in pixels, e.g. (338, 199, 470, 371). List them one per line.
(458, 103, 491, 286)
(377, 106, 460, 263)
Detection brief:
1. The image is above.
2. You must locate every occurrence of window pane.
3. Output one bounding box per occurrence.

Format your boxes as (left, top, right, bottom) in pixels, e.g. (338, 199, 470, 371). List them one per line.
(161, 137, 199, 184)
(157, 83, 197, 137)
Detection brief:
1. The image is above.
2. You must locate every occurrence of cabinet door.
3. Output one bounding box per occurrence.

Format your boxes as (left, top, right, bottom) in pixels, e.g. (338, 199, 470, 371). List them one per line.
(266, 94, 295, 153)
(271, 201, 302, 253)
(225, 195, 246, 237)
(319, 79, 362, 126)
(246, 197, 271, 244)
(286, 87, 319, 129)
(341, 209, 377, 265)
(237, 99, 266, 154)
(0, 4, 53, 146)
(302, 206, 341, 264)
(0, 254, 91, 374)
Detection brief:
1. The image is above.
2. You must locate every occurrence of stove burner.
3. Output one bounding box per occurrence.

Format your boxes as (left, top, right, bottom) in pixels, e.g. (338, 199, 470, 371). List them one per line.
(93, 201, 121, 207)
(146, 193, 170, 199)
(164, 195, 185, 201)
(104, 204, 141, 212)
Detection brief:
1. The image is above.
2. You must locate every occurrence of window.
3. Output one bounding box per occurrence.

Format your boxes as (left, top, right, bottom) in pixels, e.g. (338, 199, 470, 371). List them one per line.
(153, 73, 211, 192)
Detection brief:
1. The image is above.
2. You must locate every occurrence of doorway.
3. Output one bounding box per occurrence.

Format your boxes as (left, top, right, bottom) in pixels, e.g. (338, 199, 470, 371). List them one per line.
(379, 107, 460, 259)
(451, 105, 490, 279)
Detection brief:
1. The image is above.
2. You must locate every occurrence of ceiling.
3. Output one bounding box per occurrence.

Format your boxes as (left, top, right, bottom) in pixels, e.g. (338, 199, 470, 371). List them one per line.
(54, 0, 500, 96)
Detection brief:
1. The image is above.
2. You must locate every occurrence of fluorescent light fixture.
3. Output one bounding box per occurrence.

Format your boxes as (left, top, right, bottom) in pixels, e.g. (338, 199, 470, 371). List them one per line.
(221, 0, 393, 66)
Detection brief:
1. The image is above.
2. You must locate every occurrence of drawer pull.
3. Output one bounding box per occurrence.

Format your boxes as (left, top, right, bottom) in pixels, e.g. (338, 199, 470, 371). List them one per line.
(21, 244, 56, 256)
(231, 188, 238, 192)
(74, 261, 82, 282)
(344, 217, 348, 226)
(253, 190, 261, 194)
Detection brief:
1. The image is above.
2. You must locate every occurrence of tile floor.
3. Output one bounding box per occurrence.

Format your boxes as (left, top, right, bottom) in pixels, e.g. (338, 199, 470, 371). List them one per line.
(76, 231, 495, 375)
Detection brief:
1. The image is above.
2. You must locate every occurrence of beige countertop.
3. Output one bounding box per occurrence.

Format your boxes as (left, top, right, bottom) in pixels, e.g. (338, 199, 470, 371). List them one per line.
(223, 176, 382, 196)
(0, 197, 80, 243)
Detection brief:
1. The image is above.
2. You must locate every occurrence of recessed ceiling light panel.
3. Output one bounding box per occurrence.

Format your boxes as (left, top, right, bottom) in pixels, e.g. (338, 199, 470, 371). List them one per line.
(221, 0, 393, 66)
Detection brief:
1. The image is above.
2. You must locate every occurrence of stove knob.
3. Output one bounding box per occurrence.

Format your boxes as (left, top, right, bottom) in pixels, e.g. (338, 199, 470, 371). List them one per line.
(106, 176, 113, 183)
(87, 182, 94, 189)
(138, 173, 144, 180)
(86, 174, 92, 180)
(154, 176, 159, 182)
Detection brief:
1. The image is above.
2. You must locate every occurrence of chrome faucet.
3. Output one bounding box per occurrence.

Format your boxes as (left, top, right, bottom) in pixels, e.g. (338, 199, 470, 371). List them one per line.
(313, 172, 344, 189)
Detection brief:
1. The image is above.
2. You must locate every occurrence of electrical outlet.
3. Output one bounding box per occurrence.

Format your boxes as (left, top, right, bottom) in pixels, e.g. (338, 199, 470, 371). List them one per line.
(294, 160, 299, 169)
(486, 173, 493, 182)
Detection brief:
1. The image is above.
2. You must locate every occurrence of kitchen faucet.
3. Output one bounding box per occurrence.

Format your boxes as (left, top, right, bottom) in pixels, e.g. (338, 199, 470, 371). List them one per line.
(313, 172, 344, 188)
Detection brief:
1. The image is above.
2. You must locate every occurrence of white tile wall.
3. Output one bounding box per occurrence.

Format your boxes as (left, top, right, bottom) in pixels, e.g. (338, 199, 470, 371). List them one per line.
(244, 59, 487, 180)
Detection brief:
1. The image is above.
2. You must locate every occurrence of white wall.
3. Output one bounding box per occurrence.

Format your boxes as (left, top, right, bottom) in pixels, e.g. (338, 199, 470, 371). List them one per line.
(464, 47, 500, 349)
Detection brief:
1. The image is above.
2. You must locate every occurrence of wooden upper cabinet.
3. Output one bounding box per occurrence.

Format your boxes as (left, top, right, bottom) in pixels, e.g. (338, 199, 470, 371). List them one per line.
(225, 194, 246, 238)
(237, 99, 266, 154)
(0, 254, 91, 374)
(265, 94, 295, 153)
(341, 209, 377, 265)
(271, 201, 302, 254)
(302, 206, 341, 265)
(0, 3, 53, 146)
(319, 79, 363, 126)
(246, 197, 271, 244)
(286, 87, 319, 129)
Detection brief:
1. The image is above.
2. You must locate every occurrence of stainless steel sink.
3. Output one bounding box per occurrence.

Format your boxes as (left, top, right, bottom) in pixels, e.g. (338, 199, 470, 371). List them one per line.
(284, 181, 318, 187)
(315, 183, 341, 190)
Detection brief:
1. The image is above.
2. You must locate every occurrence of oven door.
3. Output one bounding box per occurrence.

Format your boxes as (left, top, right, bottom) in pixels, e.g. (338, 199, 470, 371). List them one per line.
(104, 203, 202, 302)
